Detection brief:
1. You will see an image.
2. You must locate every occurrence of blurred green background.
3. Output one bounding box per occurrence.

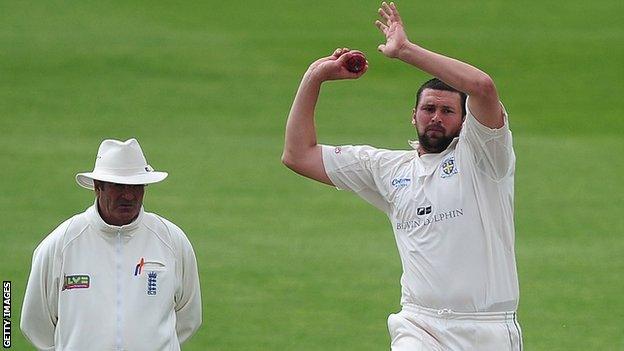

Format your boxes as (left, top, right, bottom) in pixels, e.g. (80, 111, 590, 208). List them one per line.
(1, 0, 623, 349)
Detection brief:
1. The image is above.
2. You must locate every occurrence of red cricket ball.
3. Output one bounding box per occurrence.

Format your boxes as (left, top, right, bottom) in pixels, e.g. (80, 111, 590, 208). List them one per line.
(345, 52, 366, 73)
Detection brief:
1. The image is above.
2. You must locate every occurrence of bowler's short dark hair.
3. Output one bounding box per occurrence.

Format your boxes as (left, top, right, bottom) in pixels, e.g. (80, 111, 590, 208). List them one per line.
(415, 78, 467, 117)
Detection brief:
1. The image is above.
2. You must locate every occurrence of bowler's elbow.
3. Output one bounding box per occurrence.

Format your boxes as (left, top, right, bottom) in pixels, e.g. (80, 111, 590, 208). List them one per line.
(282, 151, 314, 180)
(471, 74, 497, 99)
(281, 150, 299, 172)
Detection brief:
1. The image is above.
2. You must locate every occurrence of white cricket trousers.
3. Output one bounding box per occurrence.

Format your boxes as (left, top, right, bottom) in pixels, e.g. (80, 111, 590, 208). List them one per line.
(388, 304, 523, 351)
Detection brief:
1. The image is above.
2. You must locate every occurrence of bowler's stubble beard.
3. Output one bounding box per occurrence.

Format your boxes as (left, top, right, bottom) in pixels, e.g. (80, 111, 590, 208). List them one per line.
(417, 126, 459, 154)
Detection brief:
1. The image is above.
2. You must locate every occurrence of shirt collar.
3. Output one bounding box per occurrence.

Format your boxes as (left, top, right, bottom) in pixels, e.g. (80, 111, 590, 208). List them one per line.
(409, 137, 459, 178)
(86, 200, 144, 234)
(408, 137, 459, 153)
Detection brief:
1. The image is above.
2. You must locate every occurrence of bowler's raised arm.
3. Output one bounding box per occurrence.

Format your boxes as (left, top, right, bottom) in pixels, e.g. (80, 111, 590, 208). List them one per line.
(375, 1, 504, 128)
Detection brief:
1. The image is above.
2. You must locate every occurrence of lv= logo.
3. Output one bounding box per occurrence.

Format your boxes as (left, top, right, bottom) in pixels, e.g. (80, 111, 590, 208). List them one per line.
(62, 275, 90, 290)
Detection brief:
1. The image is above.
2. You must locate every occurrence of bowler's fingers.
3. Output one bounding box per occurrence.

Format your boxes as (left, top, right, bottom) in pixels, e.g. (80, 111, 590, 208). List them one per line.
(336, 50, 352, 64)
(378, 7, 390, 22)
(332, 47, 351, 58)
(381, 2, 394, 21)
(380, 2, 401, 25)
(375, 20, 388, 34)
(389, 2, 402, 23)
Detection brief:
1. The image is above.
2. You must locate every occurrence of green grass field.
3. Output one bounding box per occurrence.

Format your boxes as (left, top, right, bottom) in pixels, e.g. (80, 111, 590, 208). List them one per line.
(1, 0, 623, 349)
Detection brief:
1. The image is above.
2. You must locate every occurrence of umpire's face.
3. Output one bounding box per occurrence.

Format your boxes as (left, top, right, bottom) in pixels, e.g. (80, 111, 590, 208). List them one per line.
(94, 180, 145, 226)
(412, 89, 464, 154)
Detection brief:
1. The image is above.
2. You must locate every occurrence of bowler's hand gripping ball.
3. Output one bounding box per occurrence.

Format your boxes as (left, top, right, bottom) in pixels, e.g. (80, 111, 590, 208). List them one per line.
(345, 52, 366, 73)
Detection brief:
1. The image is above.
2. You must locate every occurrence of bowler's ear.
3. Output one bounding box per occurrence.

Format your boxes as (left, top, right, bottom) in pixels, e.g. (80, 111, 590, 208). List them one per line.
(411, 108, 417, 126)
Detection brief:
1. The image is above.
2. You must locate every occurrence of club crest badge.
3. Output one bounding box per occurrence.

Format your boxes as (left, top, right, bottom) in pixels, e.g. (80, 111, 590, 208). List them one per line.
(440, 156, 458, 178)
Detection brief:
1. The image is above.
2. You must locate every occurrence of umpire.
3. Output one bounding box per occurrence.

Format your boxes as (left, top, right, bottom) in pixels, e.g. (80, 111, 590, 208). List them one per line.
(21, 138, 202, 350)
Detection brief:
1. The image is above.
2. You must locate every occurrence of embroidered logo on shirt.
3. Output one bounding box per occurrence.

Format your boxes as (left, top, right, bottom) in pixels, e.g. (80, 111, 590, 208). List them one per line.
(62, 275, 90, 290)
(147, 272, 157, 296)
(440, 156, 458, 178)
(134, 257, 145, 276)
(334, 146, 342, 154)
(391, 178, 411, 188)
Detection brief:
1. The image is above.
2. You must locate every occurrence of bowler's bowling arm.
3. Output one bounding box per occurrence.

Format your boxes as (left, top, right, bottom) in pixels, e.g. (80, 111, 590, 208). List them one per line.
(282, 69, 334, 186)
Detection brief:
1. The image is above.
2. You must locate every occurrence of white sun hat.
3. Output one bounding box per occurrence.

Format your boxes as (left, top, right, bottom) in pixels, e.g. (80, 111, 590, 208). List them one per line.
(75, 138, 168, 190)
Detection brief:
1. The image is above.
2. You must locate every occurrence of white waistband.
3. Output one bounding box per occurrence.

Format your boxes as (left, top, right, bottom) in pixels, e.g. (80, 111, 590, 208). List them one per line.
(402, 303, 518, 322)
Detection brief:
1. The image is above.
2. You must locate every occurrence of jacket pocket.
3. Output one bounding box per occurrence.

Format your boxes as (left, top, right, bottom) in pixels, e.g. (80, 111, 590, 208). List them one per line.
(143, 260, 167, 272)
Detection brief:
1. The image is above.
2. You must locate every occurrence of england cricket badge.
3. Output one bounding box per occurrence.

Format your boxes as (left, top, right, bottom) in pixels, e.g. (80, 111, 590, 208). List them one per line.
(147, 271, 157, 296)
(440, 156, 458, 178)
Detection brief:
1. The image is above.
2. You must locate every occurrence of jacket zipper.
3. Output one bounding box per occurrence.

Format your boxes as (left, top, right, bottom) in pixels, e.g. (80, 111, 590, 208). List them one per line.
(116, 230, 123, 350)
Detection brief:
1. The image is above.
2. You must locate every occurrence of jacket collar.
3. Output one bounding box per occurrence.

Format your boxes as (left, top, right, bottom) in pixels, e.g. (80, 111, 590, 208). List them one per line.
(86, 201, 144, 234)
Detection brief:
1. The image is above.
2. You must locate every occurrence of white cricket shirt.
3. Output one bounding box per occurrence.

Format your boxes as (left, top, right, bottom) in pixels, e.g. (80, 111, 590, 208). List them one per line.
(322, 98, 519, 313)
(21, 203, 202, 350)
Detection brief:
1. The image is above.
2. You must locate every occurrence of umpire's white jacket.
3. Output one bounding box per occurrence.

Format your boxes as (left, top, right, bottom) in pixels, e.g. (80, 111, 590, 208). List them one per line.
(21, 204, 202, 351)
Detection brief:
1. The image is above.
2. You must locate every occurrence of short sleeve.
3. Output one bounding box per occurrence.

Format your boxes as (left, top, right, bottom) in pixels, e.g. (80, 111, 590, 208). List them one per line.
(321, 144, 392, 213)
(460, 96, 515, 181)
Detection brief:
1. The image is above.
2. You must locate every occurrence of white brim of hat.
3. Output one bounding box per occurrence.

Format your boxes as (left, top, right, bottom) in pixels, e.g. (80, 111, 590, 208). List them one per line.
(76, 172, 168, 190)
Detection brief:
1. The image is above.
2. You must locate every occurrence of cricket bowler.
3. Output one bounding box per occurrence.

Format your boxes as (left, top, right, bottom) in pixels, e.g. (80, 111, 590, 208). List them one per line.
(282, 2, 522, 350)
